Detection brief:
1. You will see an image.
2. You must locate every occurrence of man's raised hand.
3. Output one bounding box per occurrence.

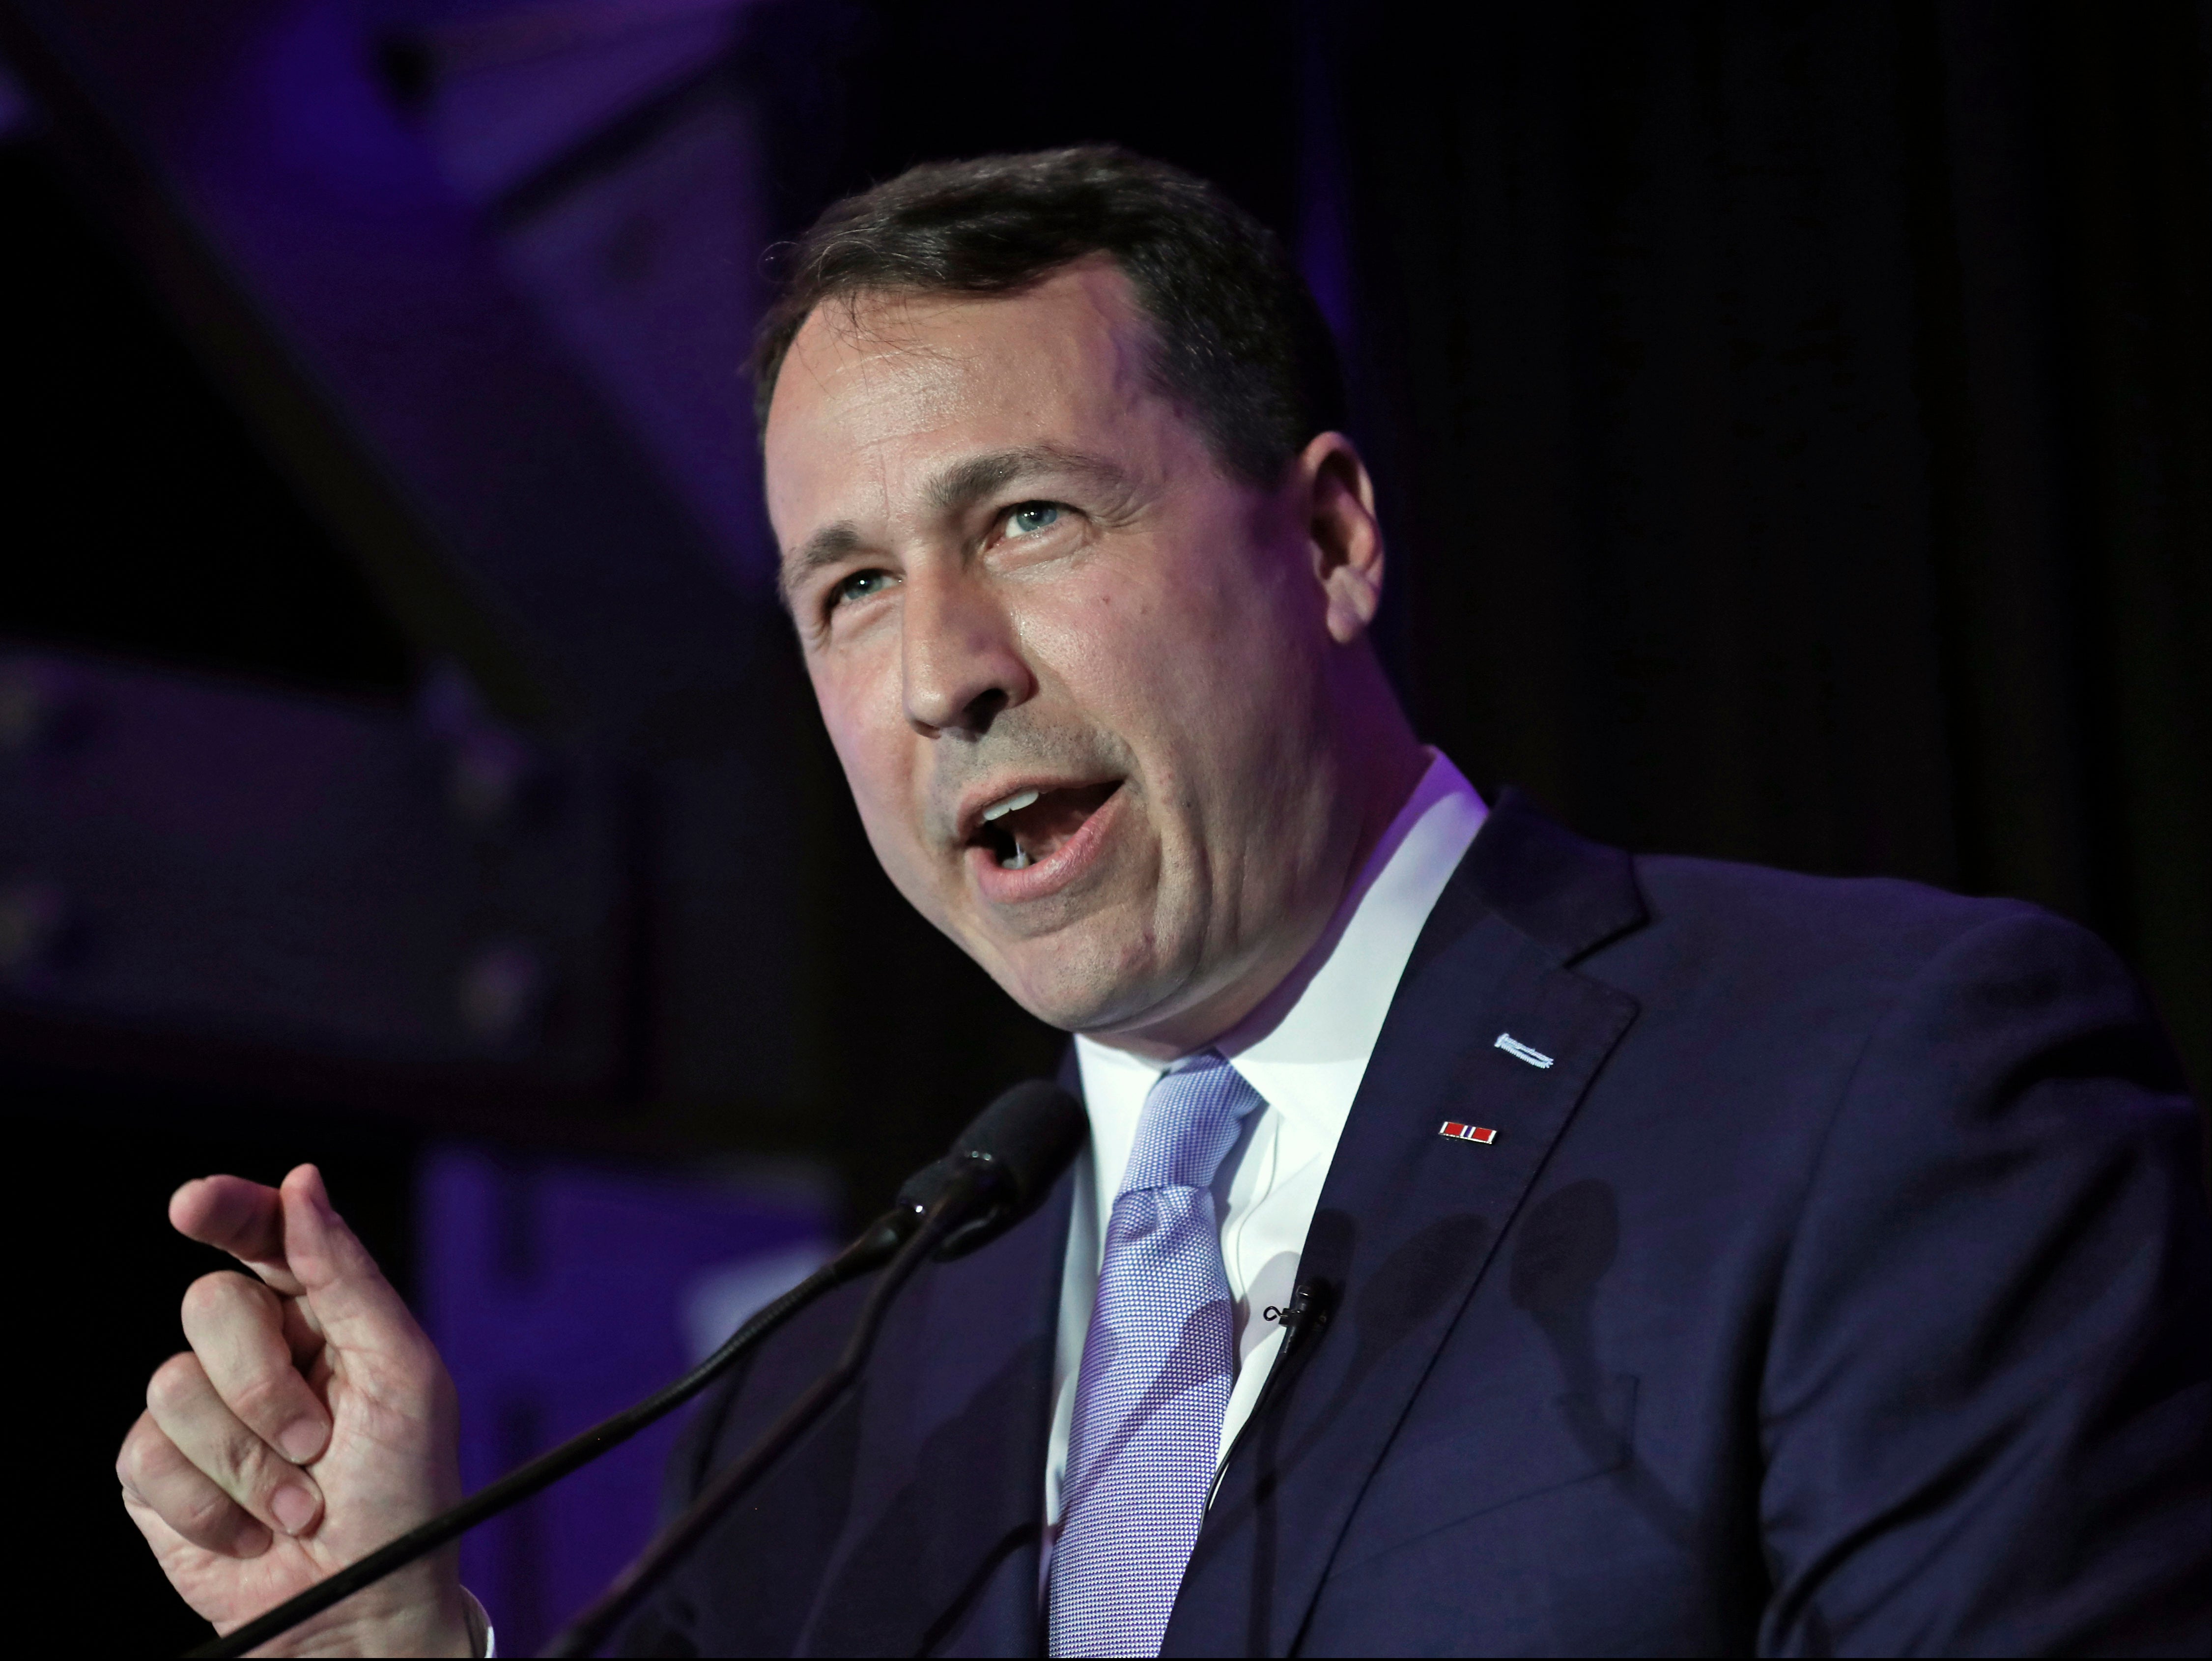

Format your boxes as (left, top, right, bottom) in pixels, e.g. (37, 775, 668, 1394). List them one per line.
(117, 1165, 472, 1656)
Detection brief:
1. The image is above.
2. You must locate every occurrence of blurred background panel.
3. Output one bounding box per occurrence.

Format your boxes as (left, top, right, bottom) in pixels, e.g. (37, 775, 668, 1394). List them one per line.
(0, 0, 2202, 1648)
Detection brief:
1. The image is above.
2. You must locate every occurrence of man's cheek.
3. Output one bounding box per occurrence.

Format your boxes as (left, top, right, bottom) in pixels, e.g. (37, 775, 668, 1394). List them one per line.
(851, 798, 948, 926)
(819, 726, 919, 874)
(820, 693, 891, 803)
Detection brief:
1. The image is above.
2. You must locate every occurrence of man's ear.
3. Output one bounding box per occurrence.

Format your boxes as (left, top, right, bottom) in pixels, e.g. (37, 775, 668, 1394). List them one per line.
(1300, 432, 1386, 644)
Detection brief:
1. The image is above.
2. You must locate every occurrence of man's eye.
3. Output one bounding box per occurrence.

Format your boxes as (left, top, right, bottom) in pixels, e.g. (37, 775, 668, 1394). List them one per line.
(830, 569, 893, 609)
(1005, 502, 1063, 538)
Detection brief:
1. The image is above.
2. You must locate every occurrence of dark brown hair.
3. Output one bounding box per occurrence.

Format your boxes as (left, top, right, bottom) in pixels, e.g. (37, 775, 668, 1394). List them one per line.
(749, 145, 1346, 486)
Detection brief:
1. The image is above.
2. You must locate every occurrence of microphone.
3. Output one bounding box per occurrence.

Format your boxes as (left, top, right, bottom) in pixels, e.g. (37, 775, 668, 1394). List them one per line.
(541, 1078, 1083, 1657)
(190, 1079, 1084, 1661)
(899, 1076, 1090, 1259)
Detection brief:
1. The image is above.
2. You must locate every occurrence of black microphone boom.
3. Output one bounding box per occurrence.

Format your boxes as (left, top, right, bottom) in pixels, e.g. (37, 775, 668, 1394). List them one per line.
(186, 1080, 1083, 1661)
(542, 1078, 1084, 1656)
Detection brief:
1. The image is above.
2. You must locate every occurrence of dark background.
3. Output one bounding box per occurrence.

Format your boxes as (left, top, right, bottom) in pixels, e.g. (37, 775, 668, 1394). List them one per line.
(3, 0, 2204, 1649)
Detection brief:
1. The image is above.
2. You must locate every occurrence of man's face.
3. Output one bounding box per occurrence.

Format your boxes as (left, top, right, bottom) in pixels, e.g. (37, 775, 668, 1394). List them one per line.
(765, 260, 1380, 1043)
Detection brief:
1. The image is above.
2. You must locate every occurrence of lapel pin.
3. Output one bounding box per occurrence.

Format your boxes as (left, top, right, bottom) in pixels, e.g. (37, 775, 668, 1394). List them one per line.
(1440, 1120, 1499, 1144)
(1494, 1032, 1555, 1069)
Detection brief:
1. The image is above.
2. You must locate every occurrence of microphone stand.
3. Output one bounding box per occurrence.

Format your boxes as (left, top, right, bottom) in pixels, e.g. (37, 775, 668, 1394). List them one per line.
(188, 1211, 914, 1660)
(539, 1162, 994, 1657)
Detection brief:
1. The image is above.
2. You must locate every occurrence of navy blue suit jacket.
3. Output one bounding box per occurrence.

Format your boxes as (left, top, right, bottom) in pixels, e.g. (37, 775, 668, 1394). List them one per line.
(624, 795, 2210, 1655)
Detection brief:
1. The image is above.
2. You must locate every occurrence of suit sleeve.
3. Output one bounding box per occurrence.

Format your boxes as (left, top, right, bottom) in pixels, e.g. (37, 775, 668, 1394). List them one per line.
(1756, 907, 2210, 1657)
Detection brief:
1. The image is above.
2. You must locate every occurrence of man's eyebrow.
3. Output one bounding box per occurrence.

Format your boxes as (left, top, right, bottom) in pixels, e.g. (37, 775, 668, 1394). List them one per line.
(924, 444, 1132, 515)
(779, 521, 865, 606)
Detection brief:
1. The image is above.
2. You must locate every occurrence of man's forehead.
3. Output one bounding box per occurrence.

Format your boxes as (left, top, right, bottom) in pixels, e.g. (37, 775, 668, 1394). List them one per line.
(764, 264, 1170, 546)
(776, 299, 982, 435)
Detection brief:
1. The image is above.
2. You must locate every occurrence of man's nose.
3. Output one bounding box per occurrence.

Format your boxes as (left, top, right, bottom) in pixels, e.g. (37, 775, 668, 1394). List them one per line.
(900, 568, 1035, 736)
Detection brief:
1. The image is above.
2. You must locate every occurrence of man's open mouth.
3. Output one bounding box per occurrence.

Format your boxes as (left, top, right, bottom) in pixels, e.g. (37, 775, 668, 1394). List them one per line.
(970, 780, 1122, 870)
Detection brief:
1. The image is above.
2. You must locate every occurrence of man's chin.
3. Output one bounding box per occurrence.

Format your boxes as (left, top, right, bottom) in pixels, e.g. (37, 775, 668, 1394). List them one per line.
(980, 926, 1191, 1036)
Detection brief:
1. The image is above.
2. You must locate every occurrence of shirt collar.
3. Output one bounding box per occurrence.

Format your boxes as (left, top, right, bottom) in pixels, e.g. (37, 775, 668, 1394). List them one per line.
(1074, 749, 1488, 1190)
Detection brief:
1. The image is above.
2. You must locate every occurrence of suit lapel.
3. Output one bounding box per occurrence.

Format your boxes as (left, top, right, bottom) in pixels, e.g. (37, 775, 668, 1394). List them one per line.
(1164, 796, 1645, 1656)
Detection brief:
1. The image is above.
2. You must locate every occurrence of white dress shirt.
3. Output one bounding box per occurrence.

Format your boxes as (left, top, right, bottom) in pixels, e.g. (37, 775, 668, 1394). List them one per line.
(1043, 750, 1488, 1541)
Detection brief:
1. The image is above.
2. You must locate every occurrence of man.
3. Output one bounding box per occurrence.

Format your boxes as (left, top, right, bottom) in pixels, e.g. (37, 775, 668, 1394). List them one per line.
(117, 148, 2208, 1656)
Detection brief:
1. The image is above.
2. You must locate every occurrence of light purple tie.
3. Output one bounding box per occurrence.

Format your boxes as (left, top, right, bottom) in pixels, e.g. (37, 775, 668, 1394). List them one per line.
(1049, 1051, 1262, 1659)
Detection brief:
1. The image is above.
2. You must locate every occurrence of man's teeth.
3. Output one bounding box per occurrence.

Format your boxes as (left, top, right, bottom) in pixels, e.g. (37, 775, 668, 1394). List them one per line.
(981, 787, 1041, 823)
(1003, 844, 1032, 870)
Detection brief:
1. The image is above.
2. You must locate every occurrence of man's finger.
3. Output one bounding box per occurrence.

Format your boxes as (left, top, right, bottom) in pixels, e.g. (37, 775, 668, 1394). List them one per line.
(117, 1408, 275, 1559)
(144, 1351, 325, 1541)
(279, 1164, 425, 1362)
(170, 1175, 303, 1296)
(180, 1270, 331, 1465)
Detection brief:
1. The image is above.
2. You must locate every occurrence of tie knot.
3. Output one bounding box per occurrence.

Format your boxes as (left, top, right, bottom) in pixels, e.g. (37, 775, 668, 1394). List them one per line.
(1118, 1051, 1261, 1196)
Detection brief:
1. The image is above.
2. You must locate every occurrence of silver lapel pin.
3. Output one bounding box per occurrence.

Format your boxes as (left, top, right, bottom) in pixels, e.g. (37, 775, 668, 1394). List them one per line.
(1494, 1032, 1555, 1069)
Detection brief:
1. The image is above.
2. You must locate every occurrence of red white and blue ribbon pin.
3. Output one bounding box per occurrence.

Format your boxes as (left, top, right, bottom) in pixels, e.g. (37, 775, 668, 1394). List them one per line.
(1439, 1120, 1498, 1144)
